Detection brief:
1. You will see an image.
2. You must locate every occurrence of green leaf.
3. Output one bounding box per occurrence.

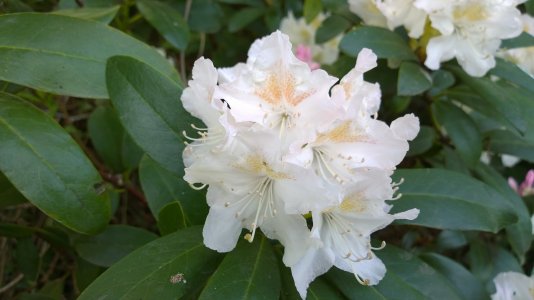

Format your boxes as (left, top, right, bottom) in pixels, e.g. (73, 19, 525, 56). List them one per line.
(0, 93, 111, 234)
(88, 106, 124, 172)
(79, 226, 221, 299)
(490, 58, 534, 94)
(397, 62, 432, 96)
(467, 240, 522, 284)
(429, 70, 455, 96)
(474, 163, 533, 258)
(326, 245, 462, 300)
(106, 56, 193, 176)
(74, 225, 158, 267)
(420, 253, 488, 300)
(390, 169, 517, 232)
(444, 86, 519, 135)
(137, 0, 190, 51)
(407, 125, 435, 157)
(157, 201, 188, 235)
(436, 230, 467, 251)
(304, 0, 323, 23)
(139, 155, 208, 223)
(188, 0, 224, 33)
(15, 237, 40, 282)
(340, 26, 417, 61)
(51, 6, 120, 24)
(228, 7, 264, 33)
(75, 258, 103, 293)
(307, 278, 344, 299)
(58, 0, 120, 9)
(449, 66, 527, 134)
(0, 223, 33, 238)
(0, 13, 178, 98)
(198, 236, 280, 300)
(488, 129, 534, 163)
(501, 31, 534, 49)
(316, 14, 350, 44)
(0, 171, 27, 208)
(432, 101, 482, 167)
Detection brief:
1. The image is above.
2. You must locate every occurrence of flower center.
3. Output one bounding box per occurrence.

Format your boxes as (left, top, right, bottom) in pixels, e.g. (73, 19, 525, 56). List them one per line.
(453, 4, 487, 22)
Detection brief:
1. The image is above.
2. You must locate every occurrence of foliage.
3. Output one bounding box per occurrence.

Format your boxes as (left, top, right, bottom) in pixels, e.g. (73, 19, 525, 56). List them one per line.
(0, 0, 533, 299)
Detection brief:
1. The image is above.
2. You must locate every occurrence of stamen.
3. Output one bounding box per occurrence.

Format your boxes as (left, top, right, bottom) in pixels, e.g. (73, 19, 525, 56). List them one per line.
(355, 274, 370, 286)
(391, 193, 402, 200)
(189, 183, 207, 190)
(190, 123, 208, 131)
(371, 241, 386, 250)
(392, 178, 404, 187)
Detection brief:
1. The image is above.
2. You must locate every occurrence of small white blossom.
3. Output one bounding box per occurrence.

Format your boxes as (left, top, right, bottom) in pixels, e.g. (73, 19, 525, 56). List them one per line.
(415, 0, 525, 77)
(499, 14, 534, 77)
(375, 0, 427, 38)
(280, 12, 342, 65)
(348, 0, 388, 28)
(491, 272, 534, 300)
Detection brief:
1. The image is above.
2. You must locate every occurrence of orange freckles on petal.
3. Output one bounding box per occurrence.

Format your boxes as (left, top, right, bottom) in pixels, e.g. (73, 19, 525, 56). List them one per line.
(255, 68, 312, 107)
(318, 121, 368, 144)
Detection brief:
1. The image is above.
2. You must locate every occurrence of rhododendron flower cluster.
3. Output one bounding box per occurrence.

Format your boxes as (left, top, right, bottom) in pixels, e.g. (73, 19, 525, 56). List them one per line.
(280, 12, 342, 67)
(348, 0, 525, 77)
(181, 31, 419, 298)
(499, 14, 534, 77)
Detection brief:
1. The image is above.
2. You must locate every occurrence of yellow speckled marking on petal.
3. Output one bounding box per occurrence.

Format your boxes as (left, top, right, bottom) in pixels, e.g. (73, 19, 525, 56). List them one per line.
(453, 4, 487, 22)
(317, 121, 367, 143)
(339, 193, 366, 213)
(256, 68, 311, 106)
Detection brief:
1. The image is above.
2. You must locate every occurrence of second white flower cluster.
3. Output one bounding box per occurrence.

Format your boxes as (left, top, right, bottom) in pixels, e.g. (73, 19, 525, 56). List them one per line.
(181, 31, 420, 298)
(349, 0, 527, 77)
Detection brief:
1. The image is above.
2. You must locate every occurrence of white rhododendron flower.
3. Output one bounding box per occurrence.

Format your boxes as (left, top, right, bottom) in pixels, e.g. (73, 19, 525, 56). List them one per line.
(280, 12, 342, 65)
(375, 0, 427, 38)
(499, 14, 534, 77)
(414, 0, 525, 77)
(491, 272, 534, 300)
(181, 30, 419, 299)
(348, 0, 387, 28)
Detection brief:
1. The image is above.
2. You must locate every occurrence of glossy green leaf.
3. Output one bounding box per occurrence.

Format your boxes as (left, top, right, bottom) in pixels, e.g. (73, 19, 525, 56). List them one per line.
(74, 225, 158, 267)
(139, 155, 207, 223)
(444, 86, 519, 134)
(0, 223, 34, 238)
(304, 0, 323, 23)
(436, 230, 467, 251)
(449, 66, 526, 134)
(58, 0, 120, 9)
(51, 6, 120, 24)
(407, 126, 435, 157)
(106, 56, 193, 176)
(501, 31, 534, 49)
(490, 58, 534, 94)
(316, 14, 350, 44)
(75, 258, 103, 293)
(0, 171, 27, 208)
(157, 201, 187, 235)
(188, 0, 224, 33)
(199, 236, 280, 300)
(307, 278, 344, 299)
(474, 163, 533, 258)
(468, 240, 522, 284)
(0, 93, 111, 234)
(432, 101, 482, 167)
(137, 0, 190, 50)
(397, 61, 432, 96)
(79, 226, 221, 299)
(390, 169, 517, 232)
(340, 26, 417, 60)
(326, 245, 462, 300)
(0, 13, 178, 98)
(88, 106, 124, 172)
(429, 70, 455, 96)
(228, 7, 264, 32)
(420, 253, 488, 300)
(15, 237, 40, 282)
(488, 129, 534, 163)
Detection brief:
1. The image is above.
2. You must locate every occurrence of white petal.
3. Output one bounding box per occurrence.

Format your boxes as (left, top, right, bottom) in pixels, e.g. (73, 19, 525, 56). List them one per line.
(335, 253, 387, 285)
(261, 211, 311, 266)
(491, 272, 534, 300)
(425, 35, 458, 71)
(291, 247, 335, 299)
(355, 48, 378, 73)
(203, 205, 243, 252)
(391, 113, 420, 141)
